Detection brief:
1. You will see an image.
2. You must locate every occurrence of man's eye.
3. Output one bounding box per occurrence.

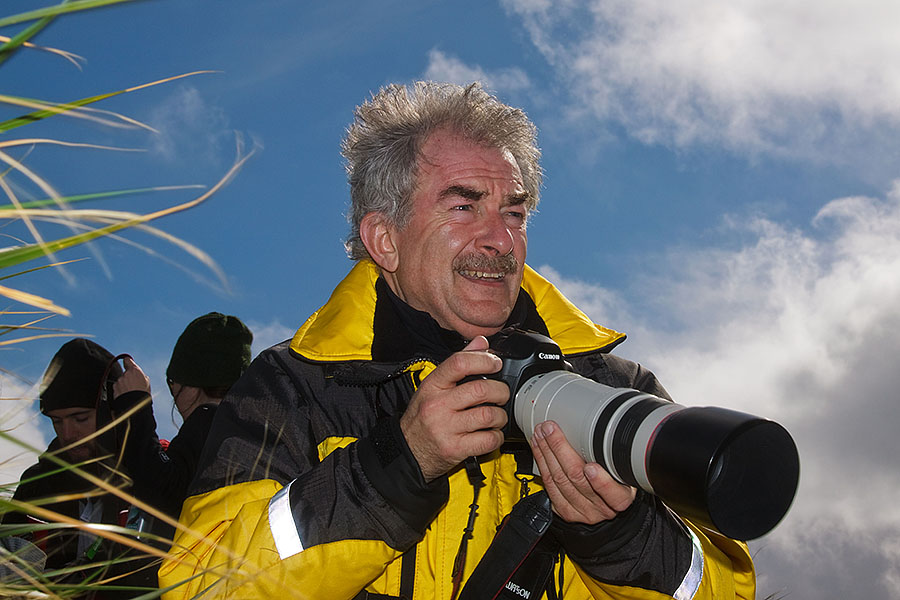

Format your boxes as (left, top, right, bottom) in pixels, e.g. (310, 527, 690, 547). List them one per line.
(505, 210, 527, 223)
(453, 204, 473, 211)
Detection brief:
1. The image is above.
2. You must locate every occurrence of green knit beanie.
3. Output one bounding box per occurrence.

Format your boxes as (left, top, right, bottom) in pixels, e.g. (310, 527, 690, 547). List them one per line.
(166, 312, 252, 388)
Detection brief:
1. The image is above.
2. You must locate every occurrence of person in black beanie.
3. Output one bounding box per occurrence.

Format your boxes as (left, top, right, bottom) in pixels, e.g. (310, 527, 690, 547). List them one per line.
(111, 312, 253, 522)
(2, 338, 128, 573)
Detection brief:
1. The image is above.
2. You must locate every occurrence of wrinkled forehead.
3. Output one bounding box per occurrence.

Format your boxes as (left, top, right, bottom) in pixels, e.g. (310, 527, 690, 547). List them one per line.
(417, 130, 525, 184)
(425, 130, 535, 212)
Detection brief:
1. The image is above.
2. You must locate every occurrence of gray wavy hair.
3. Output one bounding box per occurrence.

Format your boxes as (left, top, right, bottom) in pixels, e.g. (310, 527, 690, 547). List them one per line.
(342, 81, 542, 260)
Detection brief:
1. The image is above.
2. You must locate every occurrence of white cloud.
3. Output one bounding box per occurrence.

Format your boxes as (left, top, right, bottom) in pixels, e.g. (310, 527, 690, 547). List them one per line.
(247, 319, 295, 357)
(148, 85, 232, 165)
(503, 0, 900, 170)
(538, 182, 900, 599)
(424, 49, 532, 95)
(0, 379, 48, 494)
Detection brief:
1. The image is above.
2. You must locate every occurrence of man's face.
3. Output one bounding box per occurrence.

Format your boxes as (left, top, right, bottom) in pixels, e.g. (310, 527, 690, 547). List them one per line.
(46, 407, 98, 463)
(381, 130, 530, 339)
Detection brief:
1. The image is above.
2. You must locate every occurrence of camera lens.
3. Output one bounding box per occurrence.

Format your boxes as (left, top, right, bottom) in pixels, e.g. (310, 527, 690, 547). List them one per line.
(514, 371, 799, 540)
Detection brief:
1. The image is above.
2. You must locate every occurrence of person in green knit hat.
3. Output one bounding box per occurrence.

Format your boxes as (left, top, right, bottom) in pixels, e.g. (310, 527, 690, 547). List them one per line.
(111, 312, 253, 521)
(163, 311, 254, 423)
(100, 312, 251, 594)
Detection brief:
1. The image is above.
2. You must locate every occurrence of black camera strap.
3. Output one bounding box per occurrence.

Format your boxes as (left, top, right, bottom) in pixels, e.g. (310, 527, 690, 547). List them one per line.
(458, 489, 555, 600)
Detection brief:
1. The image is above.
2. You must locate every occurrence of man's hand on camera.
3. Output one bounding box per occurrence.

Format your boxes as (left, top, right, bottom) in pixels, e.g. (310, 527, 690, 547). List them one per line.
(400, 336, 509, 482)
(531, 420, 637, 524)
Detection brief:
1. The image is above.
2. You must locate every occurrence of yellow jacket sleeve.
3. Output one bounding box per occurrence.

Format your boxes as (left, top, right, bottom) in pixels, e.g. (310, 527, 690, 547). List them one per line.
(159, 479, 403, 599)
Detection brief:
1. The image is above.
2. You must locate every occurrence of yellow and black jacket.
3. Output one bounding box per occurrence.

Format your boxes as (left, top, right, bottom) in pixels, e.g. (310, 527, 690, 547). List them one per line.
(159, 260, 755, 599)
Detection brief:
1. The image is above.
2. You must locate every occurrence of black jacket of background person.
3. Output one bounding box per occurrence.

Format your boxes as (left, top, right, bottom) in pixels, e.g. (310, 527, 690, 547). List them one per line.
(112, 391, 218, 524)
(2, 438, 130, 571)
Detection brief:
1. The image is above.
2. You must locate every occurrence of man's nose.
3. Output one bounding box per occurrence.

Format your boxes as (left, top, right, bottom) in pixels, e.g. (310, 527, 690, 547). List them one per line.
(477, 212, 515, 256)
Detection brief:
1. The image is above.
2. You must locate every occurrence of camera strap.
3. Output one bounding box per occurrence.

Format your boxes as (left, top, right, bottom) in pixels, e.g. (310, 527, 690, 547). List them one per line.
(458, 490, 555, 600)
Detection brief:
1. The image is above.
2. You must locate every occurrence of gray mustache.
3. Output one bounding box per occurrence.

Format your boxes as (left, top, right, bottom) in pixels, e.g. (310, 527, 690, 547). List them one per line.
(453, 253, 518, 275)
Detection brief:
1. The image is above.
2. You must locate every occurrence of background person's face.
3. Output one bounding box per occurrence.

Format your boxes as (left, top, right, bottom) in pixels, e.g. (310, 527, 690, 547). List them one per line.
(47, 407, 98, 463)
(382, 130, 529, 339)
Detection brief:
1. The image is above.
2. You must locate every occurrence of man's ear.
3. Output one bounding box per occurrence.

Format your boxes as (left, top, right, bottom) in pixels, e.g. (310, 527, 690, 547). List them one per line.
(359, 212, 399, 272)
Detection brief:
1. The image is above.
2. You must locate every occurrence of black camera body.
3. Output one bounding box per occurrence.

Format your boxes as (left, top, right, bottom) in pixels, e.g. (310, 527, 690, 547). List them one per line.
(482, 328, 570, 440)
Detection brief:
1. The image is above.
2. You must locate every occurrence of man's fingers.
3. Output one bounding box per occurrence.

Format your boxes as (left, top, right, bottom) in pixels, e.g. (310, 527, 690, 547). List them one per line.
(584, 464, 636, 513)
(534, 421, 597, 504)
(457, 377, 509, 408)
(463, 336, 490, 352)
(461, 401, 508, 432)
(400, 337, 509, 481)
(423, 338, 502, 392)
(535, 421, 588, 484)
(459, 428, 505, 458)
(533, 420, 630, 523)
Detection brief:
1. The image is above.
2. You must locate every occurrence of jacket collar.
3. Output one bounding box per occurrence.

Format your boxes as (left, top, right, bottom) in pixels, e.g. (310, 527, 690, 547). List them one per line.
(290, 259, 625, 362)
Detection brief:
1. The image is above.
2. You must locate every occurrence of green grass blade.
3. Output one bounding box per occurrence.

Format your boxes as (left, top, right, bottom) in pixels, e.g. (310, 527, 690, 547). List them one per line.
(0, 257, 86, 282)
(0, 71, 215, 133)
(0, 0, 137, 28)
(0, 185, 205, 211)
(0, 147, 251, 271)
(1, 92, 128, 133)
(0, 94, 128, 133)
(0, 10, 58, 67)
(0, 219, 152, 269)
(0, 94, 149, 129)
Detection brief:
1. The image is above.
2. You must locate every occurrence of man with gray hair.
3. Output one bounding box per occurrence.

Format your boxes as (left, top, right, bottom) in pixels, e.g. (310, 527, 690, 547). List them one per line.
(161, 82, 754, 599)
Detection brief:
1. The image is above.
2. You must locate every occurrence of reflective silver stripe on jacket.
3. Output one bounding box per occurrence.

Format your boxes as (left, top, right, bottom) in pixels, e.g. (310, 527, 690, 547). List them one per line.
(268, 480, 304, 559)
(674, 527, 705, 600)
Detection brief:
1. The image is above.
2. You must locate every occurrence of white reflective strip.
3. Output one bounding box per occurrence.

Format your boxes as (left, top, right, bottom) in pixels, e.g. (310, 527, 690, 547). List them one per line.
(674, 527, 705, 600)
(268, 480, 304, 559)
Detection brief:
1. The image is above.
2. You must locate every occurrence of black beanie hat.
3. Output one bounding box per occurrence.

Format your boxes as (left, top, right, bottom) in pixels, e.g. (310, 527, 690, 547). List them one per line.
(39, 338, 122, 414)
(166, 312, 253, 388)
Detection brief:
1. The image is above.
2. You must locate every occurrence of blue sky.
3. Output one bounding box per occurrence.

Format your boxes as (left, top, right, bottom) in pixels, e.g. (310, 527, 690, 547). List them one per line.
(3, 1, 900, 598)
